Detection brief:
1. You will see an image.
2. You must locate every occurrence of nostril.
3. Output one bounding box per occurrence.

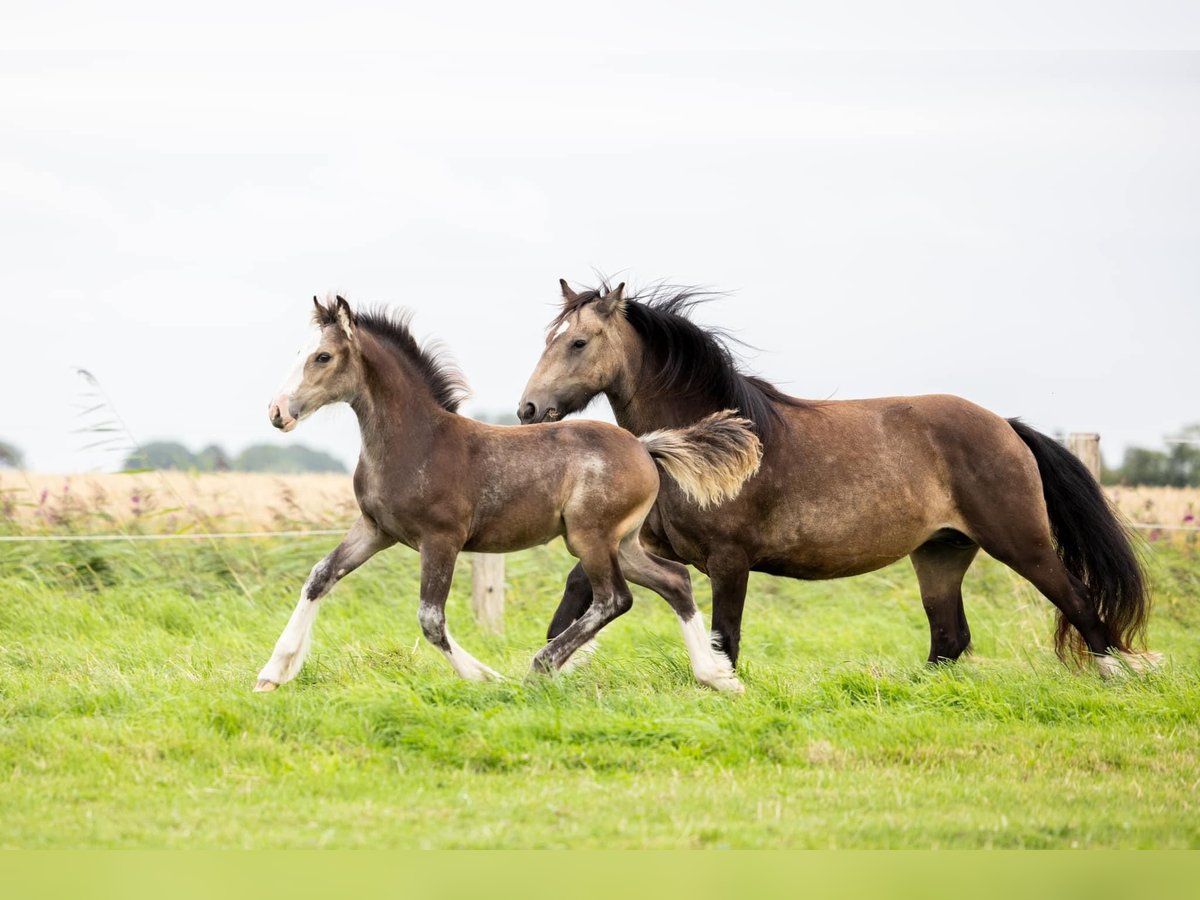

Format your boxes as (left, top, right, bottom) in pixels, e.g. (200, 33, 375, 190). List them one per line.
(519, 402, 536, 423)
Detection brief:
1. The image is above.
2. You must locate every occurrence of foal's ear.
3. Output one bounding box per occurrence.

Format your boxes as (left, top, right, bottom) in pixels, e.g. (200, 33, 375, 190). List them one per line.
(311, 295, 332, 327)
(559, 278, 577, 303)
(334, 296, 357, 343)
(593, 282, 626, 318)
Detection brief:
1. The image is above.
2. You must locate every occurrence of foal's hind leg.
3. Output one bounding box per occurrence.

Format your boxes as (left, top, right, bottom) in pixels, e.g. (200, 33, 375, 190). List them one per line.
(910, 537, 978, 664)
(531, 538, 632, 675)
(618, 536, 743, 693)
(547, 562, 593, 640)
(546, 562, 601, 671)
(255, 516, 394, 692)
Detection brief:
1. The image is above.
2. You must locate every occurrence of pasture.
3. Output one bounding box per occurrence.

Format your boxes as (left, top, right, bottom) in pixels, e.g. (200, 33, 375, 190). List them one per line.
(0, 474, 1198, 848)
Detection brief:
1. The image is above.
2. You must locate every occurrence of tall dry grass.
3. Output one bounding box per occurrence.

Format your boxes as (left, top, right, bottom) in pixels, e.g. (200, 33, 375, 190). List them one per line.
(2, 471, 1198, 543)
(0, 471, 356, 533)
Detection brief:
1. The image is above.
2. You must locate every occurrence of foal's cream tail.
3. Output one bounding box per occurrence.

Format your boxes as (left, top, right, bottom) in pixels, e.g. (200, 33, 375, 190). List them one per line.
(639, 410, 763, 509)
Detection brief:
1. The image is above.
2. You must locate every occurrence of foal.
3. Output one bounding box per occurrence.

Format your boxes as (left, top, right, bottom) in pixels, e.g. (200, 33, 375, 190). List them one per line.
(254, 297, 762, 692)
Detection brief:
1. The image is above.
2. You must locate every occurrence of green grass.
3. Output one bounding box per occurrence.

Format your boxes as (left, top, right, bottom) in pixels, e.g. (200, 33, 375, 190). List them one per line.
(1, 534, 1197, 848)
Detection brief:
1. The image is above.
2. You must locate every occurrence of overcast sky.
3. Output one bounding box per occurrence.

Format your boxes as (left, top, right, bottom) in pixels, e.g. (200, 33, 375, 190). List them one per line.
(2, 3, 1198, 473)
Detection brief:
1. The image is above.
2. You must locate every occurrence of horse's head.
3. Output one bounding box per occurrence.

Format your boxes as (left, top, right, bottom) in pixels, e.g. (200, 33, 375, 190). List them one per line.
(518, 279, 629, 424)
(269, 296, 362, 432)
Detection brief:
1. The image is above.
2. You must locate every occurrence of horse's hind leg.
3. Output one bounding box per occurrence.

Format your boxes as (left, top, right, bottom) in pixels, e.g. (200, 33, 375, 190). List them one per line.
(965, 511, 1117, 664)
(910, 536, 978, 664)
(618, 536, 743, 693)
(530, 537, 632, 675)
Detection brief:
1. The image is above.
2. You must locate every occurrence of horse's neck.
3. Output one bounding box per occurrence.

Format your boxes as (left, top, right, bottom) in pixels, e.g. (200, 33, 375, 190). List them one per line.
(609, 393, 720, 436)
(606, 383, 722, 436)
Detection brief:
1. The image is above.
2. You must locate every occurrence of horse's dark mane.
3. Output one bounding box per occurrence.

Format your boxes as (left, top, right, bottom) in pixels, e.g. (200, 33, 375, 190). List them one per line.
(316, 298, 468, 413)
(551, 280, 812, 439)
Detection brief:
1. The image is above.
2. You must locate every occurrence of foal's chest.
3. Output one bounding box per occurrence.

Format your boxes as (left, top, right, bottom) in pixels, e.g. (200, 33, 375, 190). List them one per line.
(353, 466, 424, 549)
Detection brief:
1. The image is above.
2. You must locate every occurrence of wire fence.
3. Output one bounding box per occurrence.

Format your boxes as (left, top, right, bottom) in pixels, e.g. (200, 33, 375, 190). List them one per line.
(0, 529, 344, 543)
(0, 524, 1195, 544)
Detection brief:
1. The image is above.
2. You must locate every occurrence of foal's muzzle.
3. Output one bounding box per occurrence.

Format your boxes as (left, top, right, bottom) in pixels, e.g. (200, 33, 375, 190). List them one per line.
(269, 395, 298, 432)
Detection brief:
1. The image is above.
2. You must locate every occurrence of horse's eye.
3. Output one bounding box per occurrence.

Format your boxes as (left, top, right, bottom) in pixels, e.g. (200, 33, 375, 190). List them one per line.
(571, 339, 587, 350)
(315, 352, 332, 364)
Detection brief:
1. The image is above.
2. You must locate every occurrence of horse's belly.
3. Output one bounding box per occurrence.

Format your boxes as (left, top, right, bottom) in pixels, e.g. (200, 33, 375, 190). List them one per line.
(754, 549, 908, 580)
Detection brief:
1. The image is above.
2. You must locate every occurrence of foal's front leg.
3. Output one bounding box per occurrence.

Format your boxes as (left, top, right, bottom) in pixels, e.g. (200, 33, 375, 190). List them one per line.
(255, 517, 393, 692)
(418, 538, 503, 682)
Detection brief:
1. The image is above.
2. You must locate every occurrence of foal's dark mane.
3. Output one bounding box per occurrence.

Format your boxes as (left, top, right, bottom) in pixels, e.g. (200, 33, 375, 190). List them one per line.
(316, 298, 468, 413)
(551, 281, 812, 439)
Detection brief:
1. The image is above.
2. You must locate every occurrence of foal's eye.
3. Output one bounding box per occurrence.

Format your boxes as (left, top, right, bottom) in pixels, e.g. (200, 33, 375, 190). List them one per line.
(571, 339, 587, 350)
(315, 352, 333, 364)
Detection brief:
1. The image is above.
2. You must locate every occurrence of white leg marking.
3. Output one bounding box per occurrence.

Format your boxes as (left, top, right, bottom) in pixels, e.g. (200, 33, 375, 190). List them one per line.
(441, 631, 504, 682)
(1096, 649, 1165, 680)
(681, 614, 743, 693)
(255, 563, 327, 690)
(709, 630, 735, 675)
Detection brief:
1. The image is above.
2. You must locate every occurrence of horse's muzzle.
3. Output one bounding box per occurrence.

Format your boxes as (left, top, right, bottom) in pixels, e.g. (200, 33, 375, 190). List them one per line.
(517, 401, 558, 424)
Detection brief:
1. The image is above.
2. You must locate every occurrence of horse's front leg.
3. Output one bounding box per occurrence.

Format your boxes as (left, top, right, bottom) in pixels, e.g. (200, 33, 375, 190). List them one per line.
(255, 516, 394, 692)
(707, 548, 750, 674)
(418, 538, 503, 682)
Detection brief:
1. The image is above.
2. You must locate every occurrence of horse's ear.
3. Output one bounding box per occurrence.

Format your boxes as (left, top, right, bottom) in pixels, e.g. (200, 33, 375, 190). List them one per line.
(593, 282, 626, 318)
(334, 296, 357, 343)
(559, 278, 577, 303)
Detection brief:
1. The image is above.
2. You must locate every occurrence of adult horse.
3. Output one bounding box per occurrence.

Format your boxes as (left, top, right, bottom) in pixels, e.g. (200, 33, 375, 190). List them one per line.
(518, 279, 1159, 677)
(255, 296, 761, 692)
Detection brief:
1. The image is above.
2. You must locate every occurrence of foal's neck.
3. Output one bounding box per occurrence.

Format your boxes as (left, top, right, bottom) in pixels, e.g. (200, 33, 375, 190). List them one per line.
(350, 335, 447, 465)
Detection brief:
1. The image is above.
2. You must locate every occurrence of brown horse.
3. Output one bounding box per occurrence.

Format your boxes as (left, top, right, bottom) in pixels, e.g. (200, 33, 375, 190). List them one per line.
(518, 279, 1161, 678)
(255, 296, 762, 692)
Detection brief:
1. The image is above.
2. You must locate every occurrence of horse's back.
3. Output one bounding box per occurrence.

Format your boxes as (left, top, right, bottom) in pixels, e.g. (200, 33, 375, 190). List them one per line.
(668, 393, 1037, 576)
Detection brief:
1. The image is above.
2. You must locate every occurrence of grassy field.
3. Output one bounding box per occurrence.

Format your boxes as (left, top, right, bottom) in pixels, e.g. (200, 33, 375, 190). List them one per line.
(1, 509, 1197, 849)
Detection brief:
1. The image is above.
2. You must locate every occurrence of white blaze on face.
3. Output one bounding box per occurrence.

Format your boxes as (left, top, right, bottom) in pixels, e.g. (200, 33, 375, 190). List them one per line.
(280, 327, 322, 397)
(550, 317, 572, 342)
(271, 326, 322, 431)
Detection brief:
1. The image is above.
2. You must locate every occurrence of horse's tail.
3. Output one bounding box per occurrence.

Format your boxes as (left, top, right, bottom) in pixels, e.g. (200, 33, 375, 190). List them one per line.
(639, 410, 763, 509)
(1007, 418, 1149, 663)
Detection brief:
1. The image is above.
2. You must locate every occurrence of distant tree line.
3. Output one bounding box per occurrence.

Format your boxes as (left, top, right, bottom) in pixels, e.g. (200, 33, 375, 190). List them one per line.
(1102, 423, 1200, 488)
(123, 442, 347, 474)
(0, 440, 23, 469)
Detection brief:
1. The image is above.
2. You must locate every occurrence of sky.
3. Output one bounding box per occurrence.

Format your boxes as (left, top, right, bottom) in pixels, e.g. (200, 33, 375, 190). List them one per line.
(2, 2, 1198, 473)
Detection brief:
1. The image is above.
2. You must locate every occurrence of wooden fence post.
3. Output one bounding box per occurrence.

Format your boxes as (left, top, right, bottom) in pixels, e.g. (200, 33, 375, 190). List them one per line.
(1067, 432, 1102, 481)
(470, 553, 505, 633)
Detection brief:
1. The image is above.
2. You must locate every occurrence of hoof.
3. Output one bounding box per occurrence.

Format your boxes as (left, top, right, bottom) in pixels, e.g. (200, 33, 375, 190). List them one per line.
(702, 672, 745, 694)
(253, 679, 279, 692)
(526, 660, 556, 681)
(453, 658, 505, 682)
(1096, 650, 1165, 679)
